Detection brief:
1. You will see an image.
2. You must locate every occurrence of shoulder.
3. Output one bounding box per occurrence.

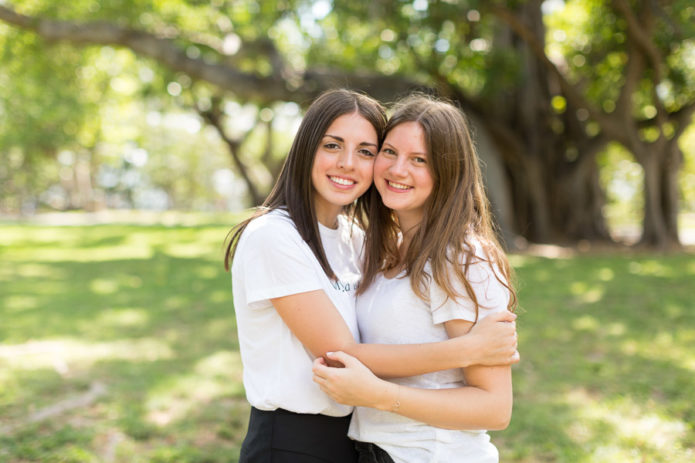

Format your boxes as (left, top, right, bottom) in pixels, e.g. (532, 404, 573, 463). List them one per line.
(460, 236, 504, 278)
(242, 209, 298, 239)
(460, 236, 487, 260)
(432, 236, 510, 301)
(236, 209, 305, 254)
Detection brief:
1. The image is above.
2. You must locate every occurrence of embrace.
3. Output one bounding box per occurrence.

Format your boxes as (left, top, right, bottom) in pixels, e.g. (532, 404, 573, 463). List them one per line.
(225, 90, 519, 463)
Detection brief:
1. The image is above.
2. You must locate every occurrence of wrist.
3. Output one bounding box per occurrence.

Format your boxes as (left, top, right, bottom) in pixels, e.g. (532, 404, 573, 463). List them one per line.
(451, 335, 473, 368)
(375, 381, 400, 412)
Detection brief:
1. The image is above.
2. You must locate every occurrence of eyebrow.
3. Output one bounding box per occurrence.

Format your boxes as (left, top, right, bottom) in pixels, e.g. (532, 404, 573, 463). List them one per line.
(324, 134, 378, 148)
(382, 141, 427, 156)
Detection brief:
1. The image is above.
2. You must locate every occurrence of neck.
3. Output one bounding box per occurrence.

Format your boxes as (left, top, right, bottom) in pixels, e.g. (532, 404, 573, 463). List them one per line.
(316, 209, 340, 229)
(395, 211, 423, 260)
(314, 197, 341, 229)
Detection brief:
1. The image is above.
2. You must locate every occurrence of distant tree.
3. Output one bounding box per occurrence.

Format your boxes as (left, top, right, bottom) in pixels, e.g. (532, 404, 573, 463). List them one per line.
(1, 0, 693, 246)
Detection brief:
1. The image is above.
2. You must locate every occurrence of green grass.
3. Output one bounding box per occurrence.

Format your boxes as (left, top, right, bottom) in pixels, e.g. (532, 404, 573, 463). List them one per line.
(1, 223, 247, 462)
(1, 223, 694, 462)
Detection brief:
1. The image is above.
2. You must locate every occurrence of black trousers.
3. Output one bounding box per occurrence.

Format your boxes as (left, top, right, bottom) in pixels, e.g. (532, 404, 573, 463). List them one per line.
(239, 407, 359, 463)
(354, 442, 395, 463)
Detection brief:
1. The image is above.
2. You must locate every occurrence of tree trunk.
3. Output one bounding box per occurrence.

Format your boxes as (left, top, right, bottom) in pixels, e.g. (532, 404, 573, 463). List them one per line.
(557, 156, 612, 242)
(661, 142, 682, 244)
(520, 156, 553, 242)
(470, 114, 517, 248)
(637, 146, 678, 247)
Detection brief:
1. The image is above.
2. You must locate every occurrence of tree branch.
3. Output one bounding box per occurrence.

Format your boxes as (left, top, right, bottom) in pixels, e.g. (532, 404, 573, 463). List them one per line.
(195, 98, 263, 204)
(612, 0, 669, 132)
(0, 5, 422, 104)
(612, 0, 664, 83)
(489, 3, 629, 144)
(613, 42, 646, 131)
(671, 102, 695, 140)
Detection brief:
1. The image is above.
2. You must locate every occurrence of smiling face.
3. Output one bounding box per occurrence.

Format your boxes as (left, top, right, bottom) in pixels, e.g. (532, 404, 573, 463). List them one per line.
(374, 121, 434, 230)
(311, 112, 379, 227)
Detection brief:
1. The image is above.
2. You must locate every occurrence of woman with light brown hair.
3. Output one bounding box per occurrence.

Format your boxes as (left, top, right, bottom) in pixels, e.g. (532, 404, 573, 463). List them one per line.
(313, 94, 517, 463)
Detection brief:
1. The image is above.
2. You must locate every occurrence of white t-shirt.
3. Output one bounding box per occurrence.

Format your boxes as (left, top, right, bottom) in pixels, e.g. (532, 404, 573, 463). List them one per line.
(231, 209, 363, 417)
(349, 242, 509, 463)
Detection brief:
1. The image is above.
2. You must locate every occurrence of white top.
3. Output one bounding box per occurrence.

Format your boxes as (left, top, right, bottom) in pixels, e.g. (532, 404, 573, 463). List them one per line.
(232, 209, 363, 417)
(349, 242, 509, 463)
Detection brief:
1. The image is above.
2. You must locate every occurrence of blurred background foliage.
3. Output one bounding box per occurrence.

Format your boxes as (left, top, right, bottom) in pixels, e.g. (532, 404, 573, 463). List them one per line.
(1, 0, 694, 248)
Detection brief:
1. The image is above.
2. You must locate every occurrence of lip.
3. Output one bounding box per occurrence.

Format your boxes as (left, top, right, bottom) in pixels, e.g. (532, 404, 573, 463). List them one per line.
(383, 179, 413, 192)
(328, 175, 358, 190)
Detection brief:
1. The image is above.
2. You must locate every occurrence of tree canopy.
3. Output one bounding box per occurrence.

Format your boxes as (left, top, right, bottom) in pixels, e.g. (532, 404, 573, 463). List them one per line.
(1, 0, 694, 247)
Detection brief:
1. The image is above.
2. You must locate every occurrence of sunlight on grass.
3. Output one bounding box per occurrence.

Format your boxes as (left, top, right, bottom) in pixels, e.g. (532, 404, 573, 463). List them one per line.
(145, 351, 243, 427)
(572, 315, 599, 331)
(628, 260, 674, 277)
(565, 388, 691, 461)
(597, 267, 615, 281)
(90, 278, 120, 295)
(620, 330, 695, 372)
(15, 263, 60, 279)
(605, 322, 626, 336)
(0, 338, 174, 371)
(95, 308, 150, 328)
(209, 289, 231, 304)
(687, 260, 695, 274)
(570, 281, 605, 304)
(4, 295, 39, 312)
(195, 264, 222, 280)
(509, 255, 529, 267)
(162, 242, 217, 258)
(10, 244, 155, 263)
(3, 223, 693, 462)
(164, 295, 189, 310)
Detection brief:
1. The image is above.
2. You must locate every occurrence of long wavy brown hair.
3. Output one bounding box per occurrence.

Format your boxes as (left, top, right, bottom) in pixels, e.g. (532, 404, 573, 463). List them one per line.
(359, 94, 517, 316)
(224, 89, 387, 279)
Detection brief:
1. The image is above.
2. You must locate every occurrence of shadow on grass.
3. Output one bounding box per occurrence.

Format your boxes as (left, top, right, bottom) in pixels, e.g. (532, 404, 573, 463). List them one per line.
(2, 225, 694, 462)
(0, 226, 249, 461)
(498, 253, 695, 462)
(1, 249, 234, 343)
(2, 355, 248, 462)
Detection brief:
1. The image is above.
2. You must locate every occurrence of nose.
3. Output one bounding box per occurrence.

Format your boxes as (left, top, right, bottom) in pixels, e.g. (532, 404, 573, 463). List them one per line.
(388, 155, 408, 177)
(337, 149, 355, 170)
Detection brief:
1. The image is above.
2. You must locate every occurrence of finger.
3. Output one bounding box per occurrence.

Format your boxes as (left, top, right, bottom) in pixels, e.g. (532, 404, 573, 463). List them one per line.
(487, 310, 515, 323)
(321, 352, 344, 368)
(500, 311, 517, 322)
(312, 357, 325, 370)
(312, 360, 331, 376)
(510, 351, 520, 364)
(325, 351, 355, 367)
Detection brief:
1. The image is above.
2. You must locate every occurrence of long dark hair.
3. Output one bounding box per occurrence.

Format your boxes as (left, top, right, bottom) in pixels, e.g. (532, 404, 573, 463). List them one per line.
(359, 94, 517, 316)
(224, 89, 387, 279)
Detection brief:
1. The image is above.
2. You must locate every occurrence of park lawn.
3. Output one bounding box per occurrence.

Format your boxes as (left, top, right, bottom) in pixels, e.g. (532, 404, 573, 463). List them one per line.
(1, 223, 694, 462)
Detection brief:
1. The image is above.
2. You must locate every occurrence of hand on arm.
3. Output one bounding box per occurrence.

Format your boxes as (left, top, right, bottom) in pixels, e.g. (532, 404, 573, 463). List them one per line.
(312, 317, 514, 431)
(272, 291, 518, 378)
(461, 310, 520, 366)
(272, 290, 478, 377)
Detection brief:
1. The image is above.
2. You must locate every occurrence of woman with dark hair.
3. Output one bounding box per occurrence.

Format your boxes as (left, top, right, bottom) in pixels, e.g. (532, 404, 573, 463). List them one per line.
(226, 90, 518, 462)
(313, 95, 517, 463)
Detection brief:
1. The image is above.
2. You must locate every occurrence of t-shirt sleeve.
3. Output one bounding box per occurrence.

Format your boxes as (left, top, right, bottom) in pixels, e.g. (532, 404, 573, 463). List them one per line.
(235, 217, 324, 309)
(430, 252, 510, 325)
